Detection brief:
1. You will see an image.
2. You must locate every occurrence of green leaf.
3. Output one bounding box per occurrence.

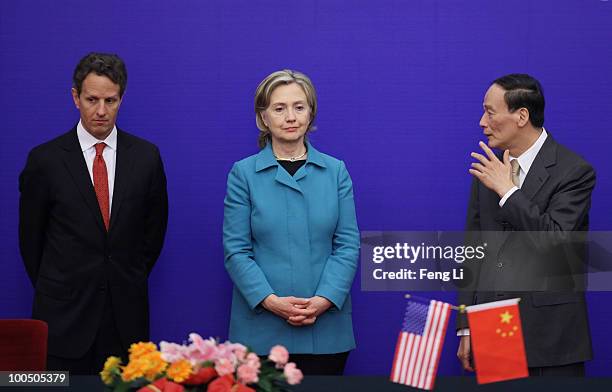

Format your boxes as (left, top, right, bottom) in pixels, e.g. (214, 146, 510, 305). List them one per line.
(257, 377, 274, 392)
(112, 383, 132, 392)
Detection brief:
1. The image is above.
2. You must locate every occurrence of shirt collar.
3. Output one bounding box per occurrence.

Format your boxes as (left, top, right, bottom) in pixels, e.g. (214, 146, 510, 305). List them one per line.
(255, 141, 326, 172)
(511, 128, 548, 175)
(76, 120, 118, 152)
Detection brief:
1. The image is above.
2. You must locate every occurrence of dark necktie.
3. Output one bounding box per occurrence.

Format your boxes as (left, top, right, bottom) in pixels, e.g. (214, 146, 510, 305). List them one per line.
(93, 143, 110, 231)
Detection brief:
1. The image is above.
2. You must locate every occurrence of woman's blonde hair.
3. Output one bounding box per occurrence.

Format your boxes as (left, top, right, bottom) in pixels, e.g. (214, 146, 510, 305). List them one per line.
(254, 69, 317, 148)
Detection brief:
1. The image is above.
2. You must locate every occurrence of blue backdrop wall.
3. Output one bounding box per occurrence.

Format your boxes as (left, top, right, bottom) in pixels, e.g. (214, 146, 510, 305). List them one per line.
(1, 0, 611, 376)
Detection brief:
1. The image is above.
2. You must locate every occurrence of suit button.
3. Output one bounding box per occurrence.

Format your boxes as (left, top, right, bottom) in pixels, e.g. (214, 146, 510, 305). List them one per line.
(98, 285, 106, 292)
(107, 255, 113, 262)
(497, 262, 503, 268)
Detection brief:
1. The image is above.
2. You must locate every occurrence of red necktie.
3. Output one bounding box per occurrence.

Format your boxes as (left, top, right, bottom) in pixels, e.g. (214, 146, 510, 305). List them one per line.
(93, 143, 110, 231)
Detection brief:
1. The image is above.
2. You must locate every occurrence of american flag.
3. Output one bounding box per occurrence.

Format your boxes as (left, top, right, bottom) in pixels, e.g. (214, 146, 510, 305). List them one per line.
(390, 299, 451, 390)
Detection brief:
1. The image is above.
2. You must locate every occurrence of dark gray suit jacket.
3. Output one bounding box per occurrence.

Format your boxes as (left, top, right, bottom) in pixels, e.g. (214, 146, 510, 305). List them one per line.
(457, 134, 595, 367)
(19, 127, 168, 358)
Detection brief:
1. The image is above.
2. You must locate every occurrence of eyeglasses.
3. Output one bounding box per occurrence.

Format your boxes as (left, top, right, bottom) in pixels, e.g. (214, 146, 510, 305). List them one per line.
(266, 104, 310, 118)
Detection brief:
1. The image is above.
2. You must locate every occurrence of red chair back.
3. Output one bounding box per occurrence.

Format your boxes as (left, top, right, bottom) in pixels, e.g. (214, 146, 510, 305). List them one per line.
(0, 319, 48, 370)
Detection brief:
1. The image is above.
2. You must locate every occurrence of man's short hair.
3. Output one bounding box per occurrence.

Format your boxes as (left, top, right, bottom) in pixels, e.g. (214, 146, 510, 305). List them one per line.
(73, 53, 128, 97)
(493, 74, 545, 128)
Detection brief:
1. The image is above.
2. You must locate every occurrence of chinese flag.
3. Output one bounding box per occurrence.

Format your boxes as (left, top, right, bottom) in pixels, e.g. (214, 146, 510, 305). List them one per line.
(466, 298, 528, 384)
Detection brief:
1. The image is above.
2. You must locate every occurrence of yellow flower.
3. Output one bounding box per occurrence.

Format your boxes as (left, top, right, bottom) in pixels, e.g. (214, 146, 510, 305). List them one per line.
(166, 359, 193, 383)
(122, 351, 168, 382)
(142, 351, 168, 380)
(129, 342, 158, 361)
(121, 358, 145, 382)
(100, 356, 122, 385)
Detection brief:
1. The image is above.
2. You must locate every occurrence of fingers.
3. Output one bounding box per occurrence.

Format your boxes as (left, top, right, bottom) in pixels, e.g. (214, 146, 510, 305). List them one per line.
(468, 169, 484, 179)
(299, 307, 317, 317)
(457, 337, 474, 372)
(479, 141, 497, 161)
(286, 306, 316, 319)
(266, 296, 317, 320)
(287, 316, 316, 327)
(287, 307, 316, 321)
(287, 296, 310, 306)
(269, 296, 329, 324)
(459, 355, 474, 372)
(288, 315, 307, 323)
(470, 152, 489, 166)
(502, 149, 510, 164)
(300, 317, 316, 325)
(470, 162, 485, 173)
(300, 299, 331, 319)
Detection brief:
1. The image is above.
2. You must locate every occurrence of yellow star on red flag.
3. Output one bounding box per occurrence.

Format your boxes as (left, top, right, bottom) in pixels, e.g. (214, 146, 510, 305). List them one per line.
(499, 311, 513, 324)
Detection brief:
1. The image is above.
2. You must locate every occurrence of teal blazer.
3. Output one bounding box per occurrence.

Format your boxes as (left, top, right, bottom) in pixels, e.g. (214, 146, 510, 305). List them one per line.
(223, 142, 360, 355)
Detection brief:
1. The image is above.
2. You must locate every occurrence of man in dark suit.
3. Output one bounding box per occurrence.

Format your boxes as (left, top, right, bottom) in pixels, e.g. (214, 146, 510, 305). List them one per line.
(19, 53, 168, 374)
(457, 74, 594, 376)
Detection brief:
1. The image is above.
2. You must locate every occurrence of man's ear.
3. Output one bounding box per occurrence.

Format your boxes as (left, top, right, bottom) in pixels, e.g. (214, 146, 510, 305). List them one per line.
(517, 107, 530, 127)
(71, 88, 80, 109)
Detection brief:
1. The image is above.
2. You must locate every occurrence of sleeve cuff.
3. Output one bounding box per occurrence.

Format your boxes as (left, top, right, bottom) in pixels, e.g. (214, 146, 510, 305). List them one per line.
(456, 328, 471, 336)
(499, 186, 519, 207)
(246, 288, 275, 311)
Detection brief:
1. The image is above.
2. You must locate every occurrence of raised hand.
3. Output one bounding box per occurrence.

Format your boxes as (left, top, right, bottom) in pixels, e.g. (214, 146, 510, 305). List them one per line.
(469, 142, 515, 198)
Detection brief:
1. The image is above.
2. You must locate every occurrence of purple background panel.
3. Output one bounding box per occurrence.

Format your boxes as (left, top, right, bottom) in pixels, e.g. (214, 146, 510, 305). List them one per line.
(1, 0, 611, 375)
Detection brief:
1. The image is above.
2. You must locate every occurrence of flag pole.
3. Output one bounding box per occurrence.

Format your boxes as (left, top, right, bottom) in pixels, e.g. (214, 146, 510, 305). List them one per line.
(404, 293, 463, 312)
(404, 294, 521, 313)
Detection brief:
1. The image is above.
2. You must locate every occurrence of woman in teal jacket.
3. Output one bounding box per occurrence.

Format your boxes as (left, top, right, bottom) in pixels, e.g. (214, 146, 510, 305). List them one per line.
(223, 70, 360, 375)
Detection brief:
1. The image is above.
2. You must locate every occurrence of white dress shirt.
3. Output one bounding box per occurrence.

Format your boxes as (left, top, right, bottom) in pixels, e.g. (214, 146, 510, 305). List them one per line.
(498, 129, 548, 206)
(458, 129, 548, 336)
(77, 120, 117, 212)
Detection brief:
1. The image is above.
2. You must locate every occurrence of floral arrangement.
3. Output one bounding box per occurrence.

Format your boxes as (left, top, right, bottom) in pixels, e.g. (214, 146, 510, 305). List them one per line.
(100, 333, 303, 392)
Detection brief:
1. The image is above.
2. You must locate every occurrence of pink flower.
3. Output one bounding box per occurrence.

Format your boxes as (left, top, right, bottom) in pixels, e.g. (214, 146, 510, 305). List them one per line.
(245, 353, 261, 370)
(186, 333, 218, 364)
(268, 345, 289, 368)
(230, 343, 248, 362)
(283, 362, 303, 385)
(214, 343, 238, 368)
(237, 363, 259, 384)
(215, 358, 236, 376)
(160, 341, 187, 362)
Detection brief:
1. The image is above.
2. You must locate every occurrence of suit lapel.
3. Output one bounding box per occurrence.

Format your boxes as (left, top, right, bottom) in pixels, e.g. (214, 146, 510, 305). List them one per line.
(291, 142, 326, 183)
(109, 130, 135, 232)
(256, 144, 303, 193)
(255, 142, 327, 193)
(520, 136, 556, 201)
(492, 135, 556, 257)
(60, 129, 106, 233)
(274, 166, 302, 193)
